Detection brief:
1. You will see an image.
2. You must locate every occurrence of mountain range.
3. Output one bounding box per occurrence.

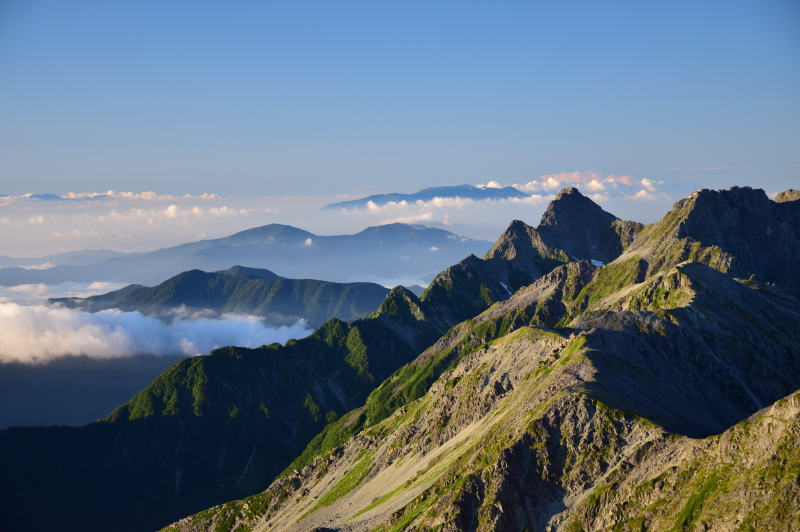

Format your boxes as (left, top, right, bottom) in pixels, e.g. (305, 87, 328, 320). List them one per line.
(0, 223, 490, 287)
(166, 186, 800, 531)
(0, 248, 128, 269)
(1, 186, 799, 531)
(0, 195, 574, 532)
(322, 184, 530, 210)
(51, 265, 392, 328)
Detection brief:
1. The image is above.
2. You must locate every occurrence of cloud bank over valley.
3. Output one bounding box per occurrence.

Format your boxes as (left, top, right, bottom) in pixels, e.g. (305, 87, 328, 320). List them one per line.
(0, 303, 312, 364)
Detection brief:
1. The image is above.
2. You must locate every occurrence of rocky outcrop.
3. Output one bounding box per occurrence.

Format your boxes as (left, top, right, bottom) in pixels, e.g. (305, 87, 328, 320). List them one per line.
(775, 188, 800, 203)
(484, 220, 569, 274)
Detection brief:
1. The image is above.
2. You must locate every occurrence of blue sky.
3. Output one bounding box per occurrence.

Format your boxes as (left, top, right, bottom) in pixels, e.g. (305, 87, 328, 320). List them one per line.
(1, 0, 798, 197)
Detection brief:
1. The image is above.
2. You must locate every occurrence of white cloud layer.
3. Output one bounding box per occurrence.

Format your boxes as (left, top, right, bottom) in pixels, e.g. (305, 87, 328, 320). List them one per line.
(0, 191, 312, 257)
(514, 170, 637, 192)
(0, 303, 312, 364)
(0, 175, 673, 257)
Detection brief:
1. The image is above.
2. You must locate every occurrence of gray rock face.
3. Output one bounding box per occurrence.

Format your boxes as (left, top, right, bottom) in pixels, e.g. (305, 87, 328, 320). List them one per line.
(484, 219, 569, 274)
(420, 220, 570, 325)
(626, 186, 800, 298)
(537, 187, 643, 263)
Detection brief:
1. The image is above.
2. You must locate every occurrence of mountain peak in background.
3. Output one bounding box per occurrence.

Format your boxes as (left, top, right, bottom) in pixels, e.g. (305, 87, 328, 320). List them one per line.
(0, 222, 490, 287)
(224, 224, 315, 244)
(322, 184, 529, 210)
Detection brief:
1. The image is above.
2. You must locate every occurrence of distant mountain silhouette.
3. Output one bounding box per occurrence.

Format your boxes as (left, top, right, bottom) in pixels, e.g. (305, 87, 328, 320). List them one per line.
(323, 184, 529, 210)
(52, 265, 391, 327)
(0, 223, 490, 286)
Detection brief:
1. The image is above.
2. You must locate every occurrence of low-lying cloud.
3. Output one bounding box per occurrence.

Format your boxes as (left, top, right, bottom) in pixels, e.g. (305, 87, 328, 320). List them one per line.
(0, 303, 313, 364)
(0, 175, 676, 259)
(0, 282, 127, 305)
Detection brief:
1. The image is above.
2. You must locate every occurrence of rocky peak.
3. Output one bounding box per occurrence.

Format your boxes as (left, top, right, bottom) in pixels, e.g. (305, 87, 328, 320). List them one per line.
(626, 186, 800, 298)
(540, 187, 617, 227)
(373, 285, 427, 322)
(485, 219, 567, 264)
(680, 186, 772, 232)
(537, 187, 641, 263)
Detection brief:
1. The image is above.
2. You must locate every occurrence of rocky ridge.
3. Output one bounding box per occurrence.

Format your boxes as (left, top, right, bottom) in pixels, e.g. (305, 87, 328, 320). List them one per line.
(166, 187, 800, 531)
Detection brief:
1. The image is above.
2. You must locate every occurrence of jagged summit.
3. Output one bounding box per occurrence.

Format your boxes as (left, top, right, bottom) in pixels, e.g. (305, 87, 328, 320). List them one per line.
(537, 187, 643, 263)
(484, 219, 568, 272)
(622, 186, 800, 297)
(539, 186, 616, 227)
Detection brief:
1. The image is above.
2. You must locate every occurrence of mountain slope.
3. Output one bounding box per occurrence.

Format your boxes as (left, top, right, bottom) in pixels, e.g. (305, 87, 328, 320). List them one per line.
(0, 290, 444, 532)
(0, 248, 128, 269)
(172, 259, 800, 531)
(420, 219, 569, 325)
(167, 187, 800, 531)
(52, 266, 390, 327)
(0, 219, 569, 532)
(0, 223, 490, 286)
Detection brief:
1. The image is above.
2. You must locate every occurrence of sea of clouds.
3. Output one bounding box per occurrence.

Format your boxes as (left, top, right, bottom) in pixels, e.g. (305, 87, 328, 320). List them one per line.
(0, 303, 312, 364)
(0, 172, 679, 258)
(0, 172, 679, 364)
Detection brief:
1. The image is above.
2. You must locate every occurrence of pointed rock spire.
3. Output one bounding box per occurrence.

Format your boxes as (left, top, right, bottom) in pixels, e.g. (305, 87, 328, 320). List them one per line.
(537, 187, 642, 263)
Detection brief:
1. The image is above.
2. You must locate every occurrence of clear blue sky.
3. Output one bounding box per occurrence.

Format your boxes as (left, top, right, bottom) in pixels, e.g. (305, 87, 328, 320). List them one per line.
(1, 0, 798, 196)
